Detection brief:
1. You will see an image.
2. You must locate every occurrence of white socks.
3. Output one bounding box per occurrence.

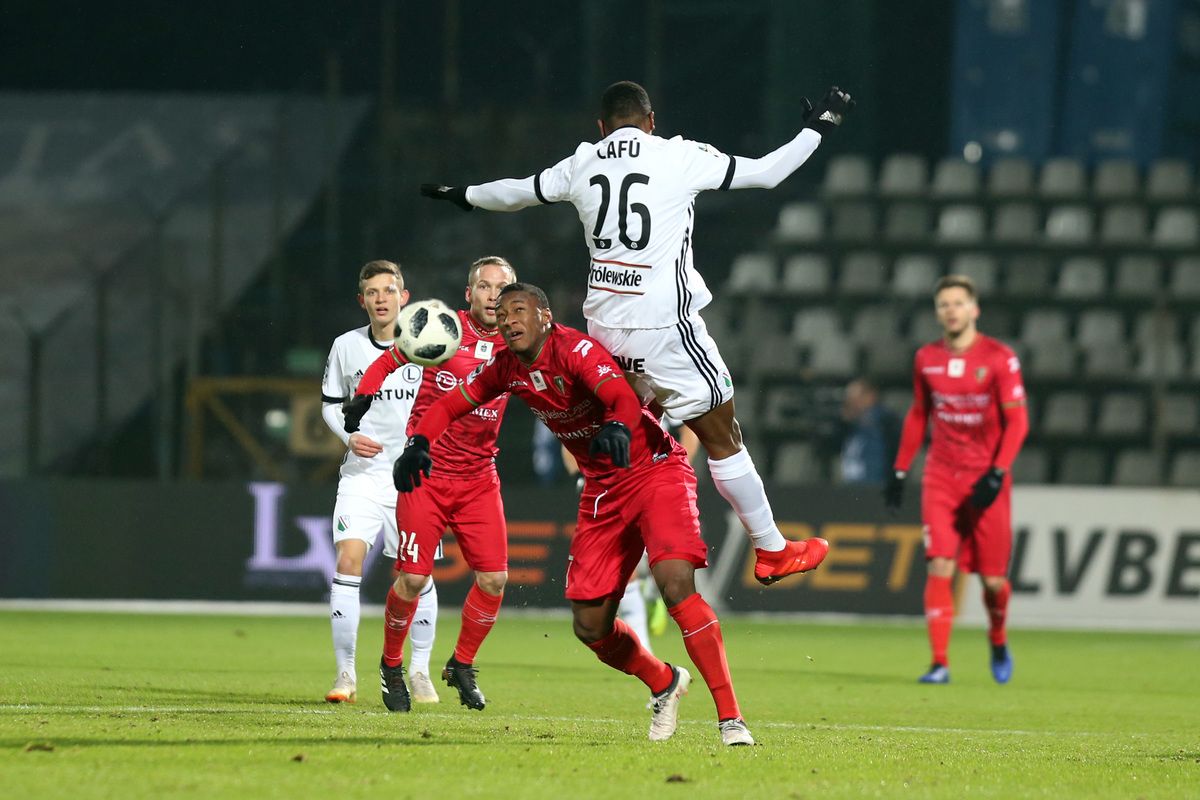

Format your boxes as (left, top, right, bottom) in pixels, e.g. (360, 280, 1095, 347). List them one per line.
(330, 572, 362, 677)
(408, 579, 439, 676)
(618, 578, 652, 655)
(708, 447, 786, 551)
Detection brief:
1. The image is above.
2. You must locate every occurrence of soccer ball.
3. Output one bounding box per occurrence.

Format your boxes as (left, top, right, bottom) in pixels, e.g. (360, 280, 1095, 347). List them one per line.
(395, 299, 462, 367)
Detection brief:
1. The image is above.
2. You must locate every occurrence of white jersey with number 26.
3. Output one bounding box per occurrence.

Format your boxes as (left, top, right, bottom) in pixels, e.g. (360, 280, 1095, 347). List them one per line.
(534, 127, 731, 329)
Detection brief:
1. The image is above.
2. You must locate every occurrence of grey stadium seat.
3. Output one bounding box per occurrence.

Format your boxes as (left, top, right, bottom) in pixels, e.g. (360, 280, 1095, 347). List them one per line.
(1025, 343, 1077, 380)
(948, 253, 998, 295)
(1082, 343, 1134, 378)
(936, 205, 987, 244)
(1160, 394, 1199, 435)
(1152, 207, 1200, 248)
(806, 338, 859, 378)
(780, 254, 832, 295)
(1011, 445, 1051, 484)
(1041, 392, 1091, 436)
(863, 338, 913, 379)
(776, 202, 825, 243)
(1056, 257, 1107, 299)
(831, 202, 879, 242)
(774, 441, 824, 484)
(891, 254, 941, 297)
(1057, 448, 1108, 485)
(987, 157, 1034, 198)
(1092, 159, 1140, 199)
(1075, 308, 1125, 348)
(992, 203, 1040, 243)
(1112, 255, 1162, 299)
(1038, 157, 1087, 199)
(1044, 205, 1094, 245)
(727, 253, 776, 293)
(1095, 393, 1147, 437)
(1169, 257, 1200, 298)
(822, 154, 873, 197)
(1004, 255, 1053, 296)
(1020, 308, 1071, 345)
(1168, 450, 1200, 487)
(908, 311, 943, 344)
(878, 154, 928, 197)
(1135, 341, 1186, 380)
(849, 304, 903, 343)
(791, 306, 842, 344)
(1111, 449, 1163, 486)
(839, 251, 888, 294)
(1146, 159, 1193, 200)
(884, 202, 932, 242)
(1099, 204, 1148, 245)
(930, 158, 981, 199)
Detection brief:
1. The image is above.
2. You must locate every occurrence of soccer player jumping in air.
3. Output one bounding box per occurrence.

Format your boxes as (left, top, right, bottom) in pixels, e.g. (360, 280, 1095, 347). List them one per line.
(420, 81, 853, 585)
(393, 282, 756, 746)
(885, 275, 1029, 685)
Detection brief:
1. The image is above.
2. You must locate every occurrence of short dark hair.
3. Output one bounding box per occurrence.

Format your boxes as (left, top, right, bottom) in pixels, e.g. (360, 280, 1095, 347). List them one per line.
(601, 81, 652, 130)
(359, 259, 402, 292)
(933, 274, 977, 301)
(497, 282, 551, 311)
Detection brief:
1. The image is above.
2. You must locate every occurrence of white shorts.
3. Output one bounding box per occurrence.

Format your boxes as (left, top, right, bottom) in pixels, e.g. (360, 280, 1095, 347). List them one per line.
(332, 490, 400, 559)
(588, 316, 734, 421)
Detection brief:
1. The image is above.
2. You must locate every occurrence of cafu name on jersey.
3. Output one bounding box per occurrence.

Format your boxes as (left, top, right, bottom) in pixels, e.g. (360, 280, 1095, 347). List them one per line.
(596, 139, 640, 159)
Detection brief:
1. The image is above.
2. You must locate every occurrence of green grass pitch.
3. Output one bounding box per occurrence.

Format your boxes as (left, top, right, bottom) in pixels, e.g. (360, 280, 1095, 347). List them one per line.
(1, 609, 1197, 799)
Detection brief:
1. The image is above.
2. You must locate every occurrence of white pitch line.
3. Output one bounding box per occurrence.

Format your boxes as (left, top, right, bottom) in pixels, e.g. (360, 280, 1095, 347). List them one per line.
(0, 704, 1110, 737)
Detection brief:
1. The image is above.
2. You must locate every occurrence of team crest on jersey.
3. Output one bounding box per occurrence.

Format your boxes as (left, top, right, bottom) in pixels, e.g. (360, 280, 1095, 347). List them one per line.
(400, 363, 422, 383)
(553, 376, 566, 394)
(975, 367, 988, 382)
(337, 516, 350, 532)
(529, 370, 548, 391)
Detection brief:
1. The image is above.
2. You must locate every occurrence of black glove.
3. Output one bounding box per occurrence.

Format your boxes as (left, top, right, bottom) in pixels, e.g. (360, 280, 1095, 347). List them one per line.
(803, 86, 855, 137)
(420, 183, 474, 212)
(342, 394, 375, 433)
(393, 434, 433, 493)
(884, 470, 906, 511)
(588, 421, 631, 468)
(970, 467, 1006, 509)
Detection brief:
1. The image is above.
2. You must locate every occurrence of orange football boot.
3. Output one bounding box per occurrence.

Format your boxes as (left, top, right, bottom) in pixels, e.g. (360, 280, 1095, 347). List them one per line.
(753, 537, 830, 585)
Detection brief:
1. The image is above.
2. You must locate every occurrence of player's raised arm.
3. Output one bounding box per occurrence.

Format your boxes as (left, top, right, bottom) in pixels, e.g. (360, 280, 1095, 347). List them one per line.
(726, 87, 855, 190)
(341, 346, 409, 433)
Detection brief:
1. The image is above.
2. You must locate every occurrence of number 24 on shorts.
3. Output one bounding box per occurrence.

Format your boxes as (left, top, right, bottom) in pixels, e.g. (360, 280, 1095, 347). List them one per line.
(398, 531, 420, 563)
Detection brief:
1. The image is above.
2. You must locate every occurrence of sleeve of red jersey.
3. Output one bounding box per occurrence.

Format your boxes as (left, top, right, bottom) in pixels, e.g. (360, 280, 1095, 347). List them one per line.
(992, 345, 1030, 472)
(578, 338, 643, 429)
(353, 346, 408, 397)
(894, 348, 930, 472)
(412, 360, 503, 444)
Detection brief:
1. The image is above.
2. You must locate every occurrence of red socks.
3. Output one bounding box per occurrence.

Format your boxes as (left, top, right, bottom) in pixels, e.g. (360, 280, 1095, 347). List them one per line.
(984, 579, 1011, 646)
(382, 587, 418, 668)
(669, 593, 741, 721)
(454, 583, 502, 664)
(924, 575, 955, 666)
(587, 618, 674, 694)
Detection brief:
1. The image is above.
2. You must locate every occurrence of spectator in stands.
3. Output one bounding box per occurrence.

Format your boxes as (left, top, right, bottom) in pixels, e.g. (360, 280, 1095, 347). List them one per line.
(838, 377, 900, 484)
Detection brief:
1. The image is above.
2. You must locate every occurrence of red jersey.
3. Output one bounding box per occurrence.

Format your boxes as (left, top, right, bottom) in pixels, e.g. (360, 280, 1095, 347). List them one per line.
(408, 310, 509, 478)
(903, 334, 1026, 472)
(459, 324, 683, 481)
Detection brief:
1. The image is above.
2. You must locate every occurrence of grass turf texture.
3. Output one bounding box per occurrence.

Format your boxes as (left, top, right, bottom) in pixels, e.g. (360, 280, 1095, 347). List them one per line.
(1, 611, 1197, 799)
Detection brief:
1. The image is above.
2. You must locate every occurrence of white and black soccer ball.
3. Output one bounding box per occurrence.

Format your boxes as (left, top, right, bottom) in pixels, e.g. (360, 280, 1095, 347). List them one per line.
(395, 299, 463, 367)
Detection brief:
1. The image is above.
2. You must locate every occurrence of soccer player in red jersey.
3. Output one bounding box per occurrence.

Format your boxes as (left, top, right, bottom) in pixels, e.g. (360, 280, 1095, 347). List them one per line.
(343, 256, 516, 712)
(393, 282, 772, 746)
(885, 275, 1029, 685)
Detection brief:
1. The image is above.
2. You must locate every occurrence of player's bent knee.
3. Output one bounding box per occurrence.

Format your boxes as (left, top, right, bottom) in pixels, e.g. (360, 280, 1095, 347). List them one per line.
(474, 570, 507, 596)
(394, 571, 430, 599)
(571, 615, 613, 645)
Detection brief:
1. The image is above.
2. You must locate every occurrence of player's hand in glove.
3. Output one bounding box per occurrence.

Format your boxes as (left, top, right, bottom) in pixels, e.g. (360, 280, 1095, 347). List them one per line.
(342, 393, 375, 433)
(970, 467, 1006, 509)
(802, 86, 855, 137)
(884, 470, 906, 512)
(419, 183, 474, 212)
(588, 421, 631, 468)
(393, 434, 433, 492)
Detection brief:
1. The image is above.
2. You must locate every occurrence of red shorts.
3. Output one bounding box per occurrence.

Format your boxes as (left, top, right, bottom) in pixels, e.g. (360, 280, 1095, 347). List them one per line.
(921, 463, 1012, 576)
(566, 453, 708, 602)
(396, 469, 507, 576)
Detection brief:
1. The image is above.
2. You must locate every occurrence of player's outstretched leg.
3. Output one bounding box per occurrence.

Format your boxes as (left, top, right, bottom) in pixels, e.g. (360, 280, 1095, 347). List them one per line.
(380, 585, 420, 710)
(326, 571, 362, 702)
(753, 537, 830, 586)
(408, 579, 440, 703)
(443, 582, 502, 710)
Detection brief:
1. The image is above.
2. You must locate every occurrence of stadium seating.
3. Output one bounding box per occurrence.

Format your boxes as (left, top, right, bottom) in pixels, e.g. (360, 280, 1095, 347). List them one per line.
(725, 152, 1200, 486)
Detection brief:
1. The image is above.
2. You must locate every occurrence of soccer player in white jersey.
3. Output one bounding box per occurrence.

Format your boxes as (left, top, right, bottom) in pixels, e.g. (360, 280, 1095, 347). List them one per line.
(319, 260, 440, 704)
(421, 81, 854, 585)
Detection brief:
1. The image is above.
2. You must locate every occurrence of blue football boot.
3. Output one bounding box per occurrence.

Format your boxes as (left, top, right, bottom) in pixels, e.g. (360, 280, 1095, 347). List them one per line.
(990, 643, 1013, 684)
(918, 663, 950, 684)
